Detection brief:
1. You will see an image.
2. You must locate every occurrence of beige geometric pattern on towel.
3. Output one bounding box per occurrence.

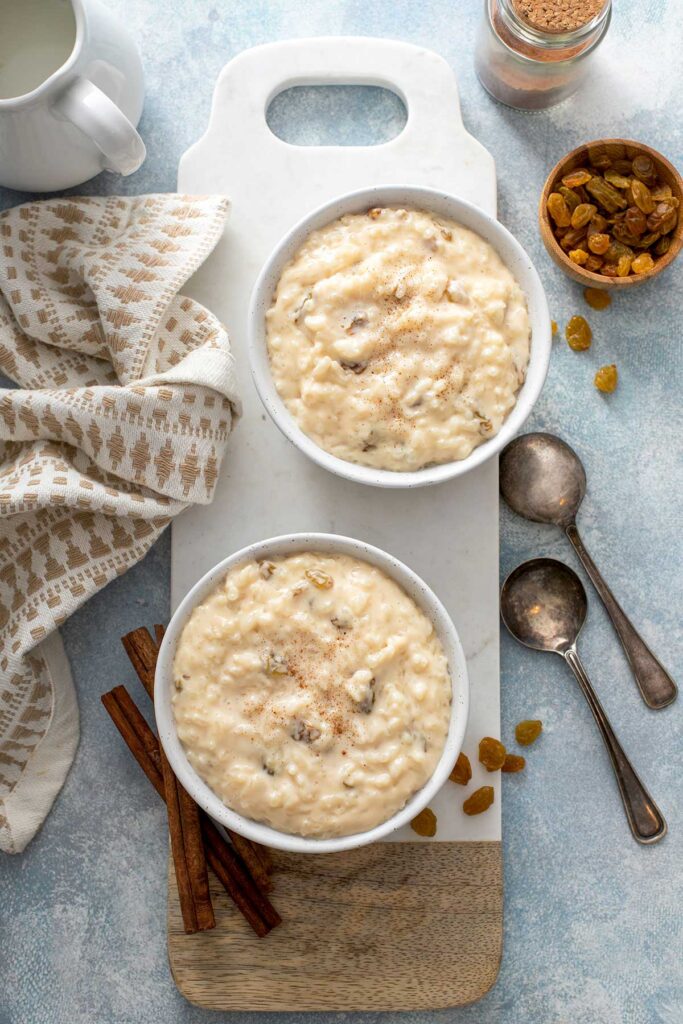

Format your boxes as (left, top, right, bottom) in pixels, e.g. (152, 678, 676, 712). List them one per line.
(0, 195, 240, 853)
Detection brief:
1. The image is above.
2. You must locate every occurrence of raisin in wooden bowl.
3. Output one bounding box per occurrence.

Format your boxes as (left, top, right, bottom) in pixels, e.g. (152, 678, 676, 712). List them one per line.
(539, 139, 683, 289)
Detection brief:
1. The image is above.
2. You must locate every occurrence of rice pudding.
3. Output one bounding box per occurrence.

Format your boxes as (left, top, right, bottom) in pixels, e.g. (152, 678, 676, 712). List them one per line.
(172, 551, 452, 838)
(266, 207, 531, 471)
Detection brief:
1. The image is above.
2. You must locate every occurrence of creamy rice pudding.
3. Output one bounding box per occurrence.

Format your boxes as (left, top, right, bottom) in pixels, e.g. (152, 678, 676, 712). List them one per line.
(266, 207, 531, 471)
(172, 551, 452, 838)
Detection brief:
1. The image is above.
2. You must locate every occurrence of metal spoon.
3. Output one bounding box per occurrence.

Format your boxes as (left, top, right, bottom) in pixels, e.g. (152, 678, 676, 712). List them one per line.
(501, 557, 667, 845)
(500, 433, 677, 710)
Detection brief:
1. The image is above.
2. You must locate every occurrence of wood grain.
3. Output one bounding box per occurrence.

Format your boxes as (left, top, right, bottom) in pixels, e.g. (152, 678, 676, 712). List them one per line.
(168, 840, 502, 1011)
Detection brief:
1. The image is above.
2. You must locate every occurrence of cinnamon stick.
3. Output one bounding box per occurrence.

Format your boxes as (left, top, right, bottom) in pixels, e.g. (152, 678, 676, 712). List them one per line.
(102, 687, 213, 934)
(201, 818, 282, 932)
(122, 626, 273, 888)
(101, 685, 280, 937)
(159, 742, 215, 933)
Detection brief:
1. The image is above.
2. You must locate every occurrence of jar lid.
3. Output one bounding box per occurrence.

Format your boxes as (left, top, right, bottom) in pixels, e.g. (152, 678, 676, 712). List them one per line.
(512, 0, 607, 34)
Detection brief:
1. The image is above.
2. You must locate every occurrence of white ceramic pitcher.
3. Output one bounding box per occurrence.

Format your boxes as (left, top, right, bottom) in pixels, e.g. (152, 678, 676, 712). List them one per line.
(0, 0, 145, 191)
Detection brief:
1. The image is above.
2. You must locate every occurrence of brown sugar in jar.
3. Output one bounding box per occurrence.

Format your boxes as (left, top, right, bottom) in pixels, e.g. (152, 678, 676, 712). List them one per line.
(475, 0, 611, 110)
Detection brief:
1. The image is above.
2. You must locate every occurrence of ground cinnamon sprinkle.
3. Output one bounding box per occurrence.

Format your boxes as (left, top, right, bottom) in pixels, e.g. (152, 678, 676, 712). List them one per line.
(512, 0, 606, 33)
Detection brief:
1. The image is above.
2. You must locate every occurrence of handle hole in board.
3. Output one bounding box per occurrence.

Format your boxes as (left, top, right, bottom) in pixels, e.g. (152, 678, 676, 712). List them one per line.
(266, 85, 407, 146)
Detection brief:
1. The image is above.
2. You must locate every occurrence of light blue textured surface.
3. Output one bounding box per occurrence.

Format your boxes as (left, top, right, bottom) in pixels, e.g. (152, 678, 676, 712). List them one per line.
(1, 2, 681, 1022)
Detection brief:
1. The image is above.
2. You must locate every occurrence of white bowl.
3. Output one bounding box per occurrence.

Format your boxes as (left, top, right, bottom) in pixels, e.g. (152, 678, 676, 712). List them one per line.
(155, 532, 469, 854)
(249, 183, 551, 489)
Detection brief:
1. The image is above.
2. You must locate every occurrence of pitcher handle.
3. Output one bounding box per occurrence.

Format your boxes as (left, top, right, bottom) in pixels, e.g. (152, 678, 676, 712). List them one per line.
(53, 76, 146, 176)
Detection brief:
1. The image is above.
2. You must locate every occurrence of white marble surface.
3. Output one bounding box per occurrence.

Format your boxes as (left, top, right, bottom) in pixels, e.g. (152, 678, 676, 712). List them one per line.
(175, 37, 504, 842)
(1, 2, 681, 1023)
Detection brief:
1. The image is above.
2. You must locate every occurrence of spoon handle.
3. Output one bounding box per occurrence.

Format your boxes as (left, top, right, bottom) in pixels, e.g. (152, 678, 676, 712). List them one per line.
(565, 524, 677, 710)
(563, 647, 667, 844)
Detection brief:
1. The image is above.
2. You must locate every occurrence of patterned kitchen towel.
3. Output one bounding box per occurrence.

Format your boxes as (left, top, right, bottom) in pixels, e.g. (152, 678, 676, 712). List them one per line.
(0, 195, 240, 853)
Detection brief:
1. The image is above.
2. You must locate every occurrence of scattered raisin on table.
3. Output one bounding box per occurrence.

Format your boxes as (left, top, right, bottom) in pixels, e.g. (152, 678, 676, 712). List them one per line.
(551, 319, 558, 336)
(584, 287, 611, 310)
(565, 316, 592, 351)
(449, 752, 472, 786)
(594, 364, 618, 393)
(411, 807, 437, 837)
(478, 736, 507, 772)
(515, 719, 543, 746)
(463, 786, 495, 816)
(502, 754, 526, 774)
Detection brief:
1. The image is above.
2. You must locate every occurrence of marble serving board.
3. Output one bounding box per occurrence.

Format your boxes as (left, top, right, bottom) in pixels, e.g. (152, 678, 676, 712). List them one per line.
(171, 38, 502, 1010)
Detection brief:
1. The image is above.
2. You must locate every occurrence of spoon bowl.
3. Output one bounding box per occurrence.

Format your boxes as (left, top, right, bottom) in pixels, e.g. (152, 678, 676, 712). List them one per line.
(501, 558, 587, 654)
(500, 432, 585, 528)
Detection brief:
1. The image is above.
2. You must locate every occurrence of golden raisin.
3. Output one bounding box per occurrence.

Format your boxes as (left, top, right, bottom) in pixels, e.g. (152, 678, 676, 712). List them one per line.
(622, 206, 648, 238)
(561, 168, 592, 188)
(589, 151, 612, 171)
(651, 183, 673, 201)
(631, 252, 656, 274)
(547, 192, 572, 228)
(588, 213, 609, 236)
(647, 200, 678, 235)
(594, 364, 618, 393)
(632, 154, 657, 185)
(568, 248, 589, 265)
(584, 255, 604, 273)
(411, 807, 437, 836)
(584, 287, 611, 310)
(551, 319, 558, 336)
(560, 227, 588, 252)
(463, 786, 494, 816)
(478, 736, 506, 772)
(603, 170, 631, 190)
(588, 232, 610, 255)
(565, 316, 592, 351)
(515, 720, 543, 746)
(450, 752, 472, 786)
(616, 254, 632, 277)
(631, 179, 655, 215)
(501, 754, 526, 774)
(612, 158, 634, 175)
(585, 176, 628, 213)
(305, 568, 333, 589)
(607, 240, 633, 263)
(571, 203, 597, 229)
(558, 186, 581, 212)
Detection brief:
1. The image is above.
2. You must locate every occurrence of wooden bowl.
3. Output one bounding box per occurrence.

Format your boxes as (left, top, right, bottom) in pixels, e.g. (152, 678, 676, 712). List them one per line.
(539, 139, 683, 289)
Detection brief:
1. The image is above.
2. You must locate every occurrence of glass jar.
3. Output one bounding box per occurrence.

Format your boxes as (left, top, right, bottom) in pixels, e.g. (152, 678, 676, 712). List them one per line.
(475, 0, 612, 110)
